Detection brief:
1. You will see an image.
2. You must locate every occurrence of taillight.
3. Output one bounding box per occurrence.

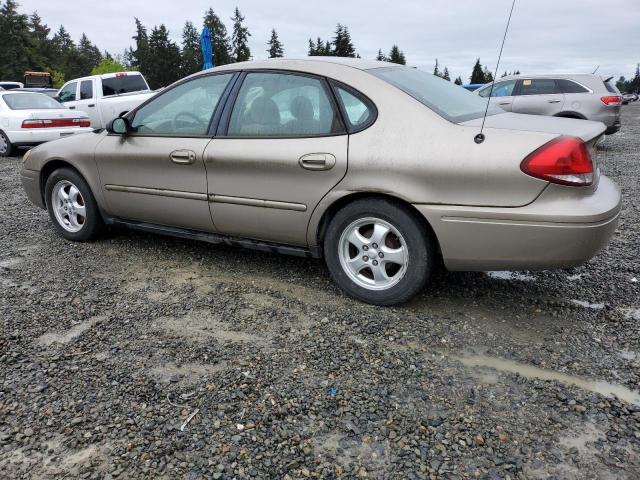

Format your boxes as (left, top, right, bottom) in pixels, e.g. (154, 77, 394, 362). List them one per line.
(601, 96, 622, 106)
(520, 136, 593, 186)
(21, 118, 90, 128)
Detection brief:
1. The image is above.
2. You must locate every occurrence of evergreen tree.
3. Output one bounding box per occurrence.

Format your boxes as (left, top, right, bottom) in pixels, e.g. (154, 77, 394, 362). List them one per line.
(470, 58, 485, 84)
(181, 21, 202, 76)
(388, 45, 405, 65)
(146, 24, 182, 88)
(332, 24, 356, 57)
(28, 12, 54, 72)
(308, 38, 317, 56)
(204, 8, 232, 66)
(126, 18, 150, 75)
(513, 70, 521, 75)
(73, 33, 102, 77)
(231, 7, 251, 62)
(482, 66, 494, 83)
(267, 29, 284, 58)
(308, 37, 331, 56)
(454, 76, 463, 85)
(631, 63, 640, 93)
(376, 49, 387, 62)
(51, 26, 79, 79)
(433, 58, 441, 77)
(0, 0, 33, 80)
(443, 67, 451, 81)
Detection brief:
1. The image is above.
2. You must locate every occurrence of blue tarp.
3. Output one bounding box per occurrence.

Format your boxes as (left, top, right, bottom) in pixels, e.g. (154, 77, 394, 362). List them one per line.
(201, 27, 213, 70)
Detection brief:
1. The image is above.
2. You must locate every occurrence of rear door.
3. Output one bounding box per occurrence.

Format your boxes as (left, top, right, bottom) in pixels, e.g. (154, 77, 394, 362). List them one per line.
(74, 79, 100, 127)
(203, 71, 349, 246)
(511, 78, 565, 116)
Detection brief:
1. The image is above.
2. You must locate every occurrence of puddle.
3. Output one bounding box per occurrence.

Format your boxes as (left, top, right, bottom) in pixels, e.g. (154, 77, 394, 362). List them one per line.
(37, 316, 106, 346)
(570, 300, 605, 310)
(456, 354, 640, 406)
(486, 271, 536, 282)
(559, 423, 604, 456)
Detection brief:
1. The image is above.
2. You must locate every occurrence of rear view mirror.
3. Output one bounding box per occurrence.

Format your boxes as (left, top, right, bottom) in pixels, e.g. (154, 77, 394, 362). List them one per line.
(108, 117, 130, 135)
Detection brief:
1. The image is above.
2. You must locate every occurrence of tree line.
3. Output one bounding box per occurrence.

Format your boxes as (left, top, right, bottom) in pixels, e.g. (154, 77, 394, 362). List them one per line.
(3, 0, 638, 93)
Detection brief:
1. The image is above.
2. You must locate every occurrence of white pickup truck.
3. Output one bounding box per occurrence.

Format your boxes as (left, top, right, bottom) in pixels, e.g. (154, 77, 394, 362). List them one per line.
(56, 72, 155, 129)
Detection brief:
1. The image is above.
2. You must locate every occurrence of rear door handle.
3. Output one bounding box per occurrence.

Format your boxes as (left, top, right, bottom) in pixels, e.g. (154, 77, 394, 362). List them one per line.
(299, 153, 336, 171)
(68, 106, 76, 110)
(548, 99, 562, 104)
(170, 150, 196, 165)
(88, 104, 95, 108)
(498, 102, 511, 106)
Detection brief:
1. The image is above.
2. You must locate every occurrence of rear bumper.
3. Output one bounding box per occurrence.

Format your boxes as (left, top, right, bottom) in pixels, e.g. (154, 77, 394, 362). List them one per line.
(415, 175, 621, 271)
(8, 128, 93, 146)
(20, 168, 45, 209)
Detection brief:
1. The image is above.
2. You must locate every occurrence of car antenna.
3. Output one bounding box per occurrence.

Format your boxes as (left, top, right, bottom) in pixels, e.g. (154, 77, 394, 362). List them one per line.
(475, 0, 517, 145)
(592, 65, 600, 74)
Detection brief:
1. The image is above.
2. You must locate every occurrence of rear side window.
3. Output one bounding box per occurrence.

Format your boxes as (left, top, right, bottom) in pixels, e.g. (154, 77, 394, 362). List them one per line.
(333, 85, 376, 132)
(80, 80, 93, 100)
(557, 79, 589, 94)
(102, 74, 149, 96)
(518, 79, 559, 96)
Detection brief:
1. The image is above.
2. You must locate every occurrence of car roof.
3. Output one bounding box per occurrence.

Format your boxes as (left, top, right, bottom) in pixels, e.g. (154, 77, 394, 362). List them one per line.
(205, 57, 396, 74)
(496, 73, 602, 81)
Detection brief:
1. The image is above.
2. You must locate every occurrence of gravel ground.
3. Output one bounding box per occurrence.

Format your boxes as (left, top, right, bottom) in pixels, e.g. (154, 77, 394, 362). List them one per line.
(1, 105, 639, 479)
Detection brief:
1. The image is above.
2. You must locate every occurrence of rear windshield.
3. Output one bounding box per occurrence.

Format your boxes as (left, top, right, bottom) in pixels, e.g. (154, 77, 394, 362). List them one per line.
(368, 66, 502, 123)
(102, 74, 149, 96)
(603, 80, 619, 94)
(3, 93, 63, 110)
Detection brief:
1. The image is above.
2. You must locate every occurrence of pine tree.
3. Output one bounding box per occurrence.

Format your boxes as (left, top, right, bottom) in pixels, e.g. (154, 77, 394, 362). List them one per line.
(388, 45, 405, 65)
(0, 0, 33, 80)
(204, 8, 232, 66)
(51, 26, 80, 80)
(126, 18, 150, 75)
(146, 24, 182, 88)
(231, 7, 251, 62)
(28, 12, 54, 72)
(332, 24, 356, 57)
(454, 76, 463, 86)
(443, 67, 451, 81)
(181, 21, 202, 76)
(482, 66, 494, 83)
(267, 29, 284, 58)
(470, 58, 485, 84)
(513, 70, 521, 75)
(631, 63, 640, 93)
(74, 33, 102, 77)
(376, 49, 387, 62)
(433, 59, 441, 77)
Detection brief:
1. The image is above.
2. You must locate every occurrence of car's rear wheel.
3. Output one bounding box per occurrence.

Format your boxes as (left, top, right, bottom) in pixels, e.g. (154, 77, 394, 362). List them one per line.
(0, 131, 17, 157)
(45, 168, 103, 241)
(324, 198, 435, 305)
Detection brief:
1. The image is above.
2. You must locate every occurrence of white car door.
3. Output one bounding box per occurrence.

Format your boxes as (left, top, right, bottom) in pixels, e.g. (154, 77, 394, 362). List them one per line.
(57, 81, 79, 111)
(74, 79, 100, 127)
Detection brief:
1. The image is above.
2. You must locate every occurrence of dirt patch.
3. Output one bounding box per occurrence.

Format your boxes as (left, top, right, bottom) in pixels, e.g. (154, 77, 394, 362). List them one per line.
(146, 361, 227, 386)
(37, 315, 107, 346)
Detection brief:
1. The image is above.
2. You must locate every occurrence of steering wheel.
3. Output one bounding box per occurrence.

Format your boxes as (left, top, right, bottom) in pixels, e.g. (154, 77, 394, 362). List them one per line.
(173, 111, 206, 131)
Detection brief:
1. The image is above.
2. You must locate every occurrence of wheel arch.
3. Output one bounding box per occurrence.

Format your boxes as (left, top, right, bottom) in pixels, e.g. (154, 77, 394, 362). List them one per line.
(312, 191, 442, 256)
(554, 111, 587, 120)
(40, 159, 88, 206)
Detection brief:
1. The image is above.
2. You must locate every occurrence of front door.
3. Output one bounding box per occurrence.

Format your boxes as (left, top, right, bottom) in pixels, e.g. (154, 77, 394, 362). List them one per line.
(75, 79, 101, 127)
(95, 73, 235, 232)
(204, 71, 349, 246)
(57, 81, 79, 111)
(479, 79, 517, 112)
(512, 79, 565, 116)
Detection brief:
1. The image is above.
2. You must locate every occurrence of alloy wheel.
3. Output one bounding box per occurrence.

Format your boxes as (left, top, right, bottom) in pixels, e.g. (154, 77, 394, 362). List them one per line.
(51, 180, 87, 233)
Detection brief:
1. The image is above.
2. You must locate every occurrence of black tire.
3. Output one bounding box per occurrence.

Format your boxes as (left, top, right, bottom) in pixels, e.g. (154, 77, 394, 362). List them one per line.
(0, 130, 17, 157)
(323, 198, 436, 306)
(45, 168, 103, 242)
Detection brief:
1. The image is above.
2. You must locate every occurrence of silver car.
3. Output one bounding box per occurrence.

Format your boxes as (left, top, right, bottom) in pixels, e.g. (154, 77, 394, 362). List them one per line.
(477, 74, 623, 134)
(21, 58, 621, 305)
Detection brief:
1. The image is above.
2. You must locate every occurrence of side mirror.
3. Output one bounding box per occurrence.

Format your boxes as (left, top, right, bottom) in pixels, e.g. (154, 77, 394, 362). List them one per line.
(107, 117, 131, 135)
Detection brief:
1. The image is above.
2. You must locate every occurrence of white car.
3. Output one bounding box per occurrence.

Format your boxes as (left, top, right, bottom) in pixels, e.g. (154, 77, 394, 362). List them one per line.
(0, 81, 24, 90)
(57, 72, 155, 129)
(0, 91, 93, 157)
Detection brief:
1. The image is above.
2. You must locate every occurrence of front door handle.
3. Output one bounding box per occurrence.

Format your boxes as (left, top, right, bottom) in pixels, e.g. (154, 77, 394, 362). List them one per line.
(68, 106, 76, 110)
(88, 104, 95, 108)
(170, 150, 196, 165)
(299, 153, 336, 171)
(548, 99, 562, 104)
(498, 102, 511, 106)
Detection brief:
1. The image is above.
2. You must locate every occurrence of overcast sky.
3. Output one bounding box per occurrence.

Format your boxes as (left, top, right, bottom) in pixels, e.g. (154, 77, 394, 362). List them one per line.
(16, 0, 640, 81)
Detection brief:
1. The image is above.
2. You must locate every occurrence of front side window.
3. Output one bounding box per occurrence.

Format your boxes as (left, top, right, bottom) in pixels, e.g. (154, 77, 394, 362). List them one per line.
(478, 80, 516, 98)
(368, 66, 502, 123)
(3, 93, 63, 110)
(131, 74, 233, 136)
(335, 86, 374, 130)
(228, 72, 343, 137)
(519, 79, 559, 96)
(80, 80, 94, 100)
(58, 82, 77, 102)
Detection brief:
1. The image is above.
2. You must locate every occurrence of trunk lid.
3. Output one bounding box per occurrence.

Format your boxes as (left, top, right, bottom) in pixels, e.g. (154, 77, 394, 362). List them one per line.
(26, 109, 88, 120)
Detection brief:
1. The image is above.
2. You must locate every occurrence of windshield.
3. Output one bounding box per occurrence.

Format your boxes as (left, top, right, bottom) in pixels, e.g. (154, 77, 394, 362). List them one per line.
(102, 74, 149, 96)
(3, 93, 63, 110)
(368, 66, 502, 123)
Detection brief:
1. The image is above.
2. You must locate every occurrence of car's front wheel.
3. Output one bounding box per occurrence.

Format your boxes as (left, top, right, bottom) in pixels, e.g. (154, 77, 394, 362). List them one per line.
(45, 168, 103, 241)
(324, 198, 436, 306)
